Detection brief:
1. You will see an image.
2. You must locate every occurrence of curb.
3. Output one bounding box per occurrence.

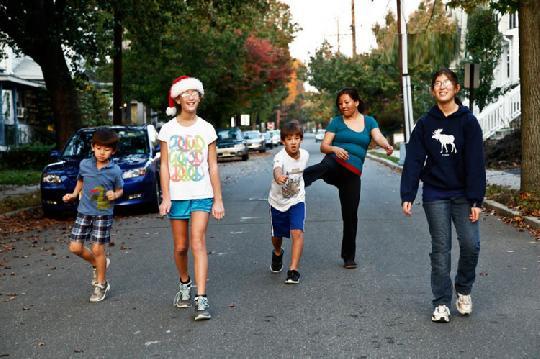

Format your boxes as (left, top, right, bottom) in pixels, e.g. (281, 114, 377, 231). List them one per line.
(366, 152, 540, 231)
(1, 205, 41, 218)
(483, 199, 540, 230)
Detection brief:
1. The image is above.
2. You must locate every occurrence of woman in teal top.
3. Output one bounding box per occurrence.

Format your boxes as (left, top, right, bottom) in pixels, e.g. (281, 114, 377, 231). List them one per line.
(304, 87, 393, 269)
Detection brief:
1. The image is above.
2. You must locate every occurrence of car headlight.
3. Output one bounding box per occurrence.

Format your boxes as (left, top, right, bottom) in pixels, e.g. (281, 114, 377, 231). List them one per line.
(42, 174, 62, 183)
(123, 167, 146, 179)
(234, 144, 245, 150)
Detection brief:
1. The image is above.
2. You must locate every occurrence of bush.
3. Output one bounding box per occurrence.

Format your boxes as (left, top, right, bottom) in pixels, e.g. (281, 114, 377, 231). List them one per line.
(0, 144, 55, 170)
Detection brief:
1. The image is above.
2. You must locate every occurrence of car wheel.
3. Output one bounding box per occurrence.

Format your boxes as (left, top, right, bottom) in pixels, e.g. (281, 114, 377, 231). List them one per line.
(242, 152, 249, 161)
(259, 146, 266, 153)
(151, 178, 161, 212)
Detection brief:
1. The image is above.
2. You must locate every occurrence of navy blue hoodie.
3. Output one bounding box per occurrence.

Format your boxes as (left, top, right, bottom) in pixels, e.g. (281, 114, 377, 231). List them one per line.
(400, 105, 486, 206)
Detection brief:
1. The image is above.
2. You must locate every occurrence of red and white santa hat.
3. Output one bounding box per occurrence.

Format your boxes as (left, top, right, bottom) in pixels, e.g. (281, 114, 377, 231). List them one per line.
(166, 76, 205, 116)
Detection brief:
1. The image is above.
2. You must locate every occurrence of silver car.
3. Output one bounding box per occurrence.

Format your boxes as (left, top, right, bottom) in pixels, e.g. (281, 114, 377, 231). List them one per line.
(243, 130, 266, 152)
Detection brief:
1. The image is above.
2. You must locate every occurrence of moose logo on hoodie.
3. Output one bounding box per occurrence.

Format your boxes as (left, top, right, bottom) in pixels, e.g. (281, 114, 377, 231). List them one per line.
(432, 129, 457, 155)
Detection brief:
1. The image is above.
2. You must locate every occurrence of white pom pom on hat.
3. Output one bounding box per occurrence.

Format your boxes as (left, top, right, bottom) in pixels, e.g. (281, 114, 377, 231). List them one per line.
(166, 76, 205, 116)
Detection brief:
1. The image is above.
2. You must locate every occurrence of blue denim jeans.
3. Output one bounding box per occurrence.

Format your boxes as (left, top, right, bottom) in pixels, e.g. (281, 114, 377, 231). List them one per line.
(423, 197, 480, 307)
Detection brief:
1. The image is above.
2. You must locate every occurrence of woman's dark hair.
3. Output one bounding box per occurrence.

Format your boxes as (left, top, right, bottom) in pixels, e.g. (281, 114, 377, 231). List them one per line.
(92, 127, 119, 150)
(280, 120, 303, 140)
(336, 87, 364, 112)
(431, 68, 462, 105)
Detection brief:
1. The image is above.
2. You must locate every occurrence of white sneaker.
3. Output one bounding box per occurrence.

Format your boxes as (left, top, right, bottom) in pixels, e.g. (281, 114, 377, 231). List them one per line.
(92, 257, 110, 286)
(456, 293, 472, 315)
(432, 305, 451, 323)
(89, 281, 110, 303)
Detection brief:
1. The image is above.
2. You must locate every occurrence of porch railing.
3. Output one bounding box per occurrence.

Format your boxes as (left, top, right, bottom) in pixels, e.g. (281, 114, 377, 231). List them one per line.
(477, 85, 521, 140)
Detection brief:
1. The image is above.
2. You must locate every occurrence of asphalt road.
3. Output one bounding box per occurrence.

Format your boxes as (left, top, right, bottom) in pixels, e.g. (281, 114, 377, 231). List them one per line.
(1, 133, 539, 358)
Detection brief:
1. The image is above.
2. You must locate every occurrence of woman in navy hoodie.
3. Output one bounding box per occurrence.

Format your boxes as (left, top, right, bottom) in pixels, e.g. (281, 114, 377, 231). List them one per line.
(400, 68, 486, 323)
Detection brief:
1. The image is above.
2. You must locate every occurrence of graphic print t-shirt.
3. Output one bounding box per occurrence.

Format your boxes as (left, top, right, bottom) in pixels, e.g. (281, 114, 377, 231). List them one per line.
(268, 148, 309, 212)
(158, 117, 217, 200)
(77, 157, 123, 216)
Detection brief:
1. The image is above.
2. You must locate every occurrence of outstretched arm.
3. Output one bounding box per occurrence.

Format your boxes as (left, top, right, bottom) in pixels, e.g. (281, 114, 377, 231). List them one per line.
(63, 179, 83, 202)
(371, 128, 393, 155)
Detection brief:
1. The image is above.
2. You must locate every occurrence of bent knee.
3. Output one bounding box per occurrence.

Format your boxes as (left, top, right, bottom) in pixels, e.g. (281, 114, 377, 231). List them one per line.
(69, 242, 84, 255)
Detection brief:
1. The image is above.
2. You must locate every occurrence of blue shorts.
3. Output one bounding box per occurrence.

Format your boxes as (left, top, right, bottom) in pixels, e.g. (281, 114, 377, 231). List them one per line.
(70, 213, 113, 244)
(169, 198, 213, 220)
(270, 202, 306, 238)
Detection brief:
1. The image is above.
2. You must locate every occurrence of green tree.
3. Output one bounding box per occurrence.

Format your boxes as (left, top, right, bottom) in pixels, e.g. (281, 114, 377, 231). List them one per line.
(308, 1, 458, 135)
(0, 1, 104, 148)
(462, 7, 504, 110)
(118, 0, 295, 128)
(448, 0, 540, 194)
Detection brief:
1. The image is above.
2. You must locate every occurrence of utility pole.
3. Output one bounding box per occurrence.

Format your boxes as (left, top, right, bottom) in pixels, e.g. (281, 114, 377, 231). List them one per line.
(351, 0, 357, 57)
(396, 0, 414, 143)
(336, 17, 341, 54)
(113, 6, 123, 125)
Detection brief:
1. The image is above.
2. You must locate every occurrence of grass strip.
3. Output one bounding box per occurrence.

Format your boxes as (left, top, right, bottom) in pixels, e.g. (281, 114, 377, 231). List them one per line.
(0, 170, 42, 185)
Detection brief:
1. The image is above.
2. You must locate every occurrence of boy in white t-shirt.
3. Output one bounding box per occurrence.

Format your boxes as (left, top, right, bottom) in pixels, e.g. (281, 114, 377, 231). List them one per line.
(268, 121, 309, 284)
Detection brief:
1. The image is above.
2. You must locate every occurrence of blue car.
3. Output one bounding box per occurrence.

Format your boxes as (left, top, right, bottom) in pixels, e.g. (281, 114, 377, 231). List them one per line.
(40, 125, 161, 216)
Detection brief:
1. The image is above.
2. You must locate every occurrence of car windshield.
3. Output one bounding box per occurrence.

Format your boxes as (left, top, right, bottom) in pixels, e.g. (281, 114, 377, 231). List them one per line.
(244, 131, 260, 139)
(217, 129, 241, 141)
(62, 128, 148, 157)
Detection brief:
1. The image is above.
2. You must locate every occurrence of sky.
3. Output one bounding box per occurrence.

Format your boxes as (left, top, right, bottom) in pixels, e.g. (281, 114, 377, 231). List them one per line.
(281, 0, 422, 64)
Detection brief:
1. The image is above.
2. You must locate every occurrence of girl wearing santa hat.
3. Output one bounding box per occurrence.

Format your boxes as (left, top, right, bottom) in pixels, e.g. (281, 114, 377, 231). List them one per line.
(158, 76, 225, 321)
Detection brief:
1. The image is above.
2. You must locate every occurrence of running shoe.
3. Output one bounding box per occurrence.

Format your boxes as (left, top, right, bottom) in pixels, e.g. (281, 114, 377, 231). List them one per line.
(432, 304, 451, 323)
(194, 296, 211, 321)
(173, 279, 192, 308)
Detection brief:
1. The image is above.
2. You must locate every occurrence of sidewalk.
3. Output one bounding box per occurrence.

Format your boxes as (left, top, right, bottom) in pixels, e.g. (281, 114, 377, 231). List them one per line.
(367, 148, 539, 231)
(0, 184, 40, 201)
(371, 148, 520, 189)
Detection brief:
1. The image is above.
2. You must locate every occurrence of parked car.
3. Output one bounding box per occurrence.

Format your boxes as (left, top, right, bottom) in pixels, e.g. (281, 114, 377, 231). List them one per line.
(216, 127, 249, 161)
(269, 129, 281, 147)
(243, 130, 266, 152)
(40, 125, 161, 216)
(315, 129, 326, 142)
(263, 132, 273, 148)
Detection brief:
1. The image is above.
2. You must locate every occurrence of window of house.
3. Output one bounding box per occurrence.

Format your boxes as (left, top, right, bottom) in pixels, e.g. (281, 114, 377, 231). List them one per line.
(507, 49, 511, 79)
(509, 12, 517, 29)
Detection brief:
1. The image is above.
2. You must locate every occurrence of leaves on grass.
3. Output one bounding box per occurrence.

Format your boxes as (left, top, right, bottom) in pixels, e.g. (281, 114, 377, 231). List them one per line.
(0, 208, 71, 241)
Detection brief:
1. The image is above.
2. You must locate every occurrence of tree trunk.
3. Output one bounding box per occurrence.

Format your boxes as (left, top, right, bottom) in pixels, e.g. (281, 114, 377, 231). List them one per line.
(519, 0, 540, 193)
(35, 45, 82, 150)
(113, 8, 123, 125)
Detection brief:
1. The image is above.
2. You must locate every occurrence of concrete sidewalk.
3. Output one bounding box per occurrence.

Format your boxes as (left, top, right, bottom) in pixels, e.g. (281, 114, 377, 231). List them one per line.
(367, 149, 539, 231)
(0, 184, 40, 200)
(371, 148, 521, 189)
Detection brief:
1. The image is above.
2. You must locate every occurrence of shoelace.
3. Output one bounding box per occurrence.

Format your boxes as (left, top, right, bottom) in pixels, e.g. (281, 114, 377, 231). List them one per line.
(459, 294, 471, 305)
(196, 297, 208, 310)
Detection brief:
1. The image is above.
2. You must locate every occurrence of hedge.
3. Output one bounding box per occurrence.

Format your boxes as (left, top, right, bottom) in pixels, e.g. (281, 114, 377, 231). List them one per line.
(0, 144, 55, 170)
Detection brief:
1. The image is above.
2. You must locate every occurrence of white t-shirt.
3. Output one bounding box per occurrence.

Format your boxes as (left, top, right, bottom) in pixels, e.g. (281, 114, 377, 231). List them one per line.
(268, 148, 309, 212)
(158, 116, 217, 200)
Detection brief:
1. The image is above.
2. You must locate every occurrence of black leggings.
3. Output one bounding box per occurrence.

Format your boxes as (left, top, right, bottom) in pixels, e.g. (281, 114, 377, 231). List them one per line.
(303, 155, 361, 261)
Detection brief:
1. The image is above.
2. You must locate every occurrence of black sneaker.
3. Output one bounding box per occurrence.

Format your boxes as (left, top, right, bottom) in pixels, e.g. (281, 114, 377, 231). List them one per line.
(343, 259, 357, 269)
(285, 270, 300, 284)
(270, 248, 284, 273)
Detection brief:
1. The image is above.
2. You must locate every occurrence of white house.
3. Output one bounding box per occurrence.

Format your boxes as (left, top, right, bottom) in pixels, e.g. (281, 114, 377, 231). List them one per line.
(446, 5, 521, 139)
(0, 46, 46, 150)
